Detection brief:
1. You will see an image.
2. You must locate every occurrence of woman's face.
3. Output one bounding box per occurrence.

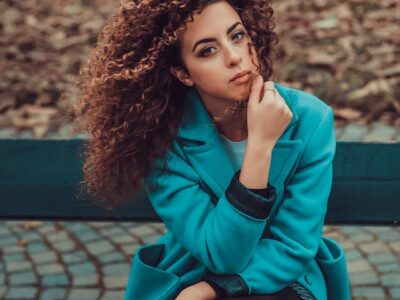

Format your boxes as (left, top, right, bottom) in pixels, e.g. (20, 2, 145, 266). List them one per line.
(170, 0, 260, 107)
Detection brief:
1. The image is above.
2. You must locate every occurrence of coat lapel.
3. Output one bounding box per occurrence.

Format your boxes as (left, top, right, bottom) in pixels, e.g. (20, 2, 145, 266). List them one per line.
(176, 82, 303, 201)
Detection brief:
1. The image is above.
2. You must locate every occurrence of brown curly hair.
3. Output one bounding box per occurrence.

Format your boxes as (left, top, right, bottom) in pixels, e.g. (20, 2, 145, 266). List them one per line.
(70, 0, 280, 210)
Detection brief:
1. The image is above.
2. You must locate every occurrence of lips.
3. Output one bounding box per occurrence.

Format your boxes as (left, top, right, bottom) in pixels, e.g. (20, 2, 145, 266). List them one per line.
(230, 71, 251, 82)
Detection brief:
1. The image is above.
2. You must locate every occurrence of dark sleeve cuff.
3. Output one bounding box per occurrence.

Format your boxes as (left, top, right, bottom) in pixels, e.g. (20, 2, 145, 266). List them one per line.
(203, 279, 226, 298)
(225, 169, 277, 219)
(202, 271, 249, 297)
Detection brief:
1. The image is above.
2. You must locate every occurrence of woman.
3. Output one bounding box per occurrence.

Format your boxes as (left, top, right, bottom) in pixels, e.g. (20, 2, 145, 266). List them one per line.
(72, 0, 349, 299)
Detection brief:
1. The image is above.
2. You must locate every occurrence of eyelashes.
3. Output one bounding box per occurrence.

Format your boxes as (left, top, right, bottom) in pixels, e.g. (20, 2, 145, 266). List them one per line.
(198, 31, 247, 57)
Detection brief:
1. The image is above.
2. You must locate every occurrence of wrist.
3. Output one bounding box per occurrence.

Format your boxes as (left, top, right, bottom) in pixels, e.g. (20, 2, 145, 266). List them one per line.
(247, 139, 274, 154)
(200, 281, 220, 299)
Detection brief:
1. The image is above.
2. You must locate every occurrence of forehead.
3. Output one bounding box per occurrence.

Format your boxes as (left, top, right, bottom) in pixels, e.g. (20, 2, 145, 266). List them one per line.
(180, 1, 241, 49)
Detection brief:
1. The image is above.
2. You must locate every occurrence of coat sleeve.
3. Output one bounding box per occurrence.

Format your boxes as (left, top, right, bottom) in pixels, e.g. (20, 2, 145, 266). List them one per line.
(144, 139, 277, 274)
(202, 106, 337, 296)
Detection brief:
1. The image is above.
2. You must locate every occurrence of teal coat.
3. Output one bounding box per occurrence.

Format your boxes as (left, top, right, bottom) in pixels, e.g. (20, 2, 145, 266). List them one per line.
(125, 82, 350, 300)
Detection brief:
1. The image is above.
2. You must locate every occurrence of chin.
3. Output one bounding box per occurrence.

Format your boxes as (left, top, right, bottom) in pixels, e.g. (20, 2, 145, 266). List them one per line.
(231, 85, 252, 103)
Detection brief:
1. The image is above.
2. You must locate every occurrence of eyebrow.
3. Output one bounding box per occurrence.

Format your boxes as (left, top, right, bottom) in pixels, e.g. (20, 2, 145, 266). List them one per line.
(192, 21, 242, 53)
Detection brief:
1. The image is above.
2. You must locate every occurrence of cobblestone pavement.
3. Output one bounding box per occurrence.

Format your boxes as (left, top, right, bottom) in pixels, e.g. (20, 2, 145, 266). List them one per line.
(0, 122, 399, 300)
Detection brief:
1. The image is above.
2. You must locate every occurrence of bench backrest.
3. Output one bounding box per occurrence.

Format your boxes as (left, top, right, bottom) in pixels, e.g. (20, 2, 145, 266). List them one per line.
(0, 139, 399, 225)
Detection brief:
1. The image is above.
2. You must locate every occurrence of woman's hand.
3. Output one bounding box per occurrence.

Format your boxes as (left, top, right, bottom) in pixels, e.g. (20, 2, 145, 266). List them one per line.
(247, 75, 293, 150)
(175, 281, 218, 300)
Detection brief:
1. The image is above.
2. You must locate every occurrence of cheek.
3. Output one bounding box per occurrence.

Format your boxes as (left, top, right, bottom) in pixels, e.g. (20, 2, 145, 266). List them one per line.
(191, 64, 224, 84)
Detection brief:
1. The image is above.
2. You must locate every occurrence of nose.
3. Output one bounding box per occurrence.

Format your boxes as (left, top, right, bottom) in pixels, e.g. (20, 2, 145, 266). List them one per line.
(224, 44, 242, 66)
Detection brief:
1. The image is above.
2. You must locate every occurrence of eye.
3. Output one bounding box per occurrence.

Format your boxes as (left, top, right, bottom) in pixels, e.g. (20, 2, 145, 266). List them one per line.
(232, 31, 245, 41)
(198, 31, 246, 58)
(199, 47, 215, 57)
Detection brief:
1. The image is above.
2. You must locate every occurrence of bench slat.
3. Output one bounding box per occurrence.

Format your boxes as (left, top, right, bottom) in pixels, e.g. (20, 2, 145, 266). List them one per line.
(0, 139, 399, 225)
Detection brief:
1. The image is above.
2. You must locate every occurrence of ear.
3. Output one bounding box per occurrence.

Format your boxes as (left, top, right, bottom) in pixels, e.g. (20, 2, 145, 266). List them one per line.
(170, 66, 194, 87)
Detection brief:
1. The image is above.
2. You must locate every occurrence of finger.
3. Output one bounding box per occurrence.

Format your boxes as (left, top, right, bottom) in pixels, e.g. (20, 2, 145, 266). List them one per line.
(248, 74, 264, 105)
(259, 81, 276, 104)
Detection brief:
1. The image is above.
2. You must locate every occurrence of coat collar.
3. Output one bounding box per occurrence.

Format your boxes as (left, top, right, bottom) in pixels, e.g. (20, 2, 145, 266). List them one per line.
(175, 82, 303, 202)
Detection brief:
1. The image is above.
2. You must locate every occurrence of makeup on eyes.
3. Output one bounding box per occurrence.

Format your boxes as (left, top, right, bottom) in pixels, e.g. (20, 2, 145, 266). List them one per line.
(197, 31, 247, 57)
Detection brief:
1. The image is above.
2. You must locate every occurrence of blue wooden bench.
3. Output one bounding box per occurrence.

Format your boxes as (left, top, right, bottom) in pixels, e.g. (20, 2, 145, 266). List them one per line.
(0, 138, 399, 226)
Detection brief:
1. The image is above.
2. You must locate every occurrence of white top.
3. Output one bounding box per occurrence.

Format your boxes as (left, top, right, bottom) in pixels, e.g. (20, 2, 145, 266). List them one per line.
(219, 133, 247, 171)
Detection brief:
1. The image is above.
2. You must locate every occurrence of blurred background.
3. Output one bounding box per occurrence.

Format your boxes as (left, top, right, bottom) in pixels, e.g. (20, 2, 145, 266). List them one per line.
(0, 0, 399, 299)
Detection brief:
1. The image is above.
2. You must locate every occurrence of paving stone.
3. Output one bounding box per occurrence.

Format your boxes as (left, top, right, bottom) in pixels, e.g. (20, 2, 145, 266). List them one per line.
(339, 240, 356, 251)
(0, 226, 12, 236)
(141, 234, 162, 244)
(41, 274, 69, 287)
(97, 252, 126, 264)
(364, 226, 393, 234)
(72, 274, 99, 287)
(344, 249, 362, 261)
(0, 287, 8, 299)
(37, 224, 57, 235)
(352, 286, 385, 298)
(63, 223, 91, 233)
(121, 244, 141, 256)
(47, 231, 70, 243)
(349, 272, 379, 285)
(389, 241, 400, 253)
(368, 252, 397, 264)
(68, 262, 96, 276)
(52, 240, 76, 252)
(67, 288, 100, 300)
(74, 230, 102, 243)
(120, 222, 139, 228)
(102, 263, 130, 276)
(89, 222, 114, 229)
(9, 271, 38, 285)
(339, 226, 364, 235)
(363, 121, 397, 142)
(100, 290, 125, 300)
(103, 275, 129, 288)
(19, 231, 42, 242)
(2, 245, 25, 254)
(128, 225, 156, 237)
(390, 288, 400, 299)
(379, 230, 400, 241)
(6, 260, 32, 272)
(5, 287, 38, 299)
(339, 123, 369, 141)
(0, 235, 18, 247)
(351, 232, 374, 243)
(108, 234, 135, 245)
(359, 241, 388, 254)
(347, 259, 373, 272)
(381, 273, 400, 287)
(31, 251, 58, 264)
(40, 288, 67, 300)
(86, 240, 114, 255)
(3, 253, 26, 262)
(99, 226, 125, 237)
(62, 251, 88, 264)
(36, 263, 65, 276)
(27, 242, 49, 253)
(376, 262, 400, 273)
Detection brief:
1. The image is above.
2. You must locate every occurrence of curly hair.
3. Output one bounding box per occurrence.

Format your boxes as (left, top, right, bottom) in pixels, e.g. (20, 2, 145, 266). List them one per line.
(70, 0, 280, 210)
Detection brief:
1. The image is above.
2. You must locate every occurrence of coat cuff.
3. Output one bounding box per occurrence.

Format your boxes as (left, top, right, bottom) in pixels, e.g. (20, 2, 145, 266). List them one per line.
(225, 169, 277, 219)
(202, 271, 249, 297)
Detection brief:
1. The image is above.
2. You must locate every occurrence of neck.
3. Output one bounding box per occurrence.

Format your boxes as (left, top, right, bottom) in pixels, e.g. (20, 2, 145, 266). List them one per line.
(215, 108, 248, 142)
(195, 88, 249, 142)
